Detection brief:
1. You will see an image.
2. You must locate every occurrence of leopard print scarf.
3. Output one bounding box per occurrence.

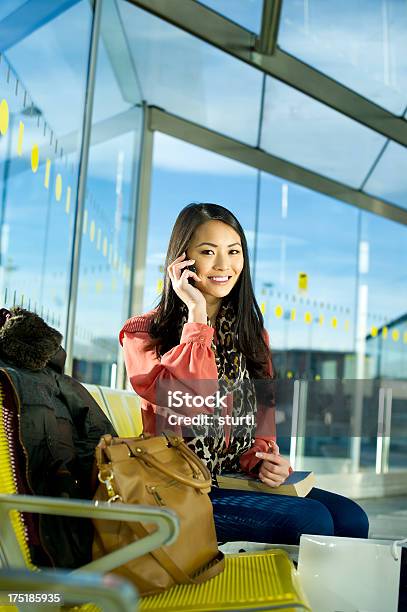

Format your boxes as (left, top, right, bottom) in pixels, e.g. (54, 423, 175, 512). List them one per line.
(177, 299, 258, 478)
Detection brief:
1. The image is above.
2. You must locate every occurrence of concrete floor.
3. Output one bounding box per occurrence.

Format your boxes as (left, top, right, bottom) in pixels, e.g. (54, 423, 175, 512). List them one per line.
(358, 495, 407, 539)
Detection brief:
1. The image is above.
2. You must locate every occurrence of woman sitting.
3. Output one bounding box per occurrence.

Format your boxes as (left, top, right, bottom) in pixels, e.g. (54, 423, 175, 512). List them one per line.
(120, 203, 369, 544)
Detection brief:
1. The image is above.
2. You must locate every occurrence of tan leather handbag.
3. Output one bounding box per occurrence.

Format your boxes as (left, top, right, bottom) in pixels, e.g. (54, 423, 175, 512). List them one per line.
(92, 433, 224, 596)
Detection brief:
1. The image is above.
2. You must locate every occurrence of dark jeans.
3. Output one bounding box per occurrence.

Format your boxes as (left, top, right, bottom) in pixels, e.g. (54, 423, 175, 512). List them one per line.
(210, 486, 369, 544)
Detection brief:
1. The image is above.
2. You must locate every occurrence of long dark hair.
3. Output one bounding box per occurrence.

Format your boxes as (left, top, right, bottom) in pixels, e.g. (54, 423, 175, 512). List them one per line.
(149, 203, 272, 382)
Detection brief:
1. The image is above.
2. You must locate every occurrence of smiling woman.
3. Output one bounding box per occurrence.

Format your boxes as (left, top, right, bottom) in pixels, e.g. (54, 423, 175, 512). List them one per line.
(119, 202, 369, 546)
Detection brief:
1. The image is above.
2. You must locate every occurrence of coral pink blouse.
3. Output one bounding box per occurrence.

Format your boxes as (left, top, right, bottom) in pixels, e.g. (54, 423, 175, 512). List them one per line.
(119, 309, 278, 475)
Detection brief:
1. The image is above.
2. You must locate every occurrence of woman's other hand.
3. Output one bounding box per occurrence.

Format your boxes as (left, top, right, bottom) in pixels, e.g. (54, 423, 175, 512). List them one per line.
(167, 252, 207, 321)
(255, 447, 291, 488)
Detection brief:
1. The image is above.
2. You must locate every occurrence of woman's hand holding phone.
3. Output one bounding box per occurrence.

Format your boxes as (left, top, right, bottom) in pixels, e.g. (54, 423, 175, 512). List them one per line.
(167, 253, 207, 322)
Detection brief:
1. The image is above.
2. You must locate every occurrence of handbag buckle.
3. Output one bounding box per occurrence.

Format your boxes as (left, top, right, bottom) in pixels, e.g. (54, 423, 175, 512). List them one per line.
(107, 494, 123, 504)
(163, 431, 183, 447)
(98, 468, 121, 501)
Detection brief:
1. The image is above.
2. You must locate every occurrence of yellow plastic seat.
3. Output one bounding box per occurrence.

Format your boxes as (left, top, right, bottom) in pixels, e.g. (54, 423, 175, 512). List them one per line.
(140, 549, 309, 611)
(84, 384, 112, 422)
(99, 387, 143, 437)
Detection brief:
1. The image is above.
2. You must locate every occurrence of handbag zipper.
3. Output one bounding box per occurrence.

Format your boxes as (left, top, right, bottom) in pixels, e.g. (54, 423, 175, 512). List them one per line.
(146, 485, 165, 506)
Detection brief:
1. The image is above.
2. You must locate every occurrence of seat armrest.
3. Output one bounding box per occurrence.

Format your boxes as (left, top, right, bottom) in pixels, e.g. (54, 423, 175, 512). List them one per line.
(0, 566, 137, 612)
(0, 494, 179, 574)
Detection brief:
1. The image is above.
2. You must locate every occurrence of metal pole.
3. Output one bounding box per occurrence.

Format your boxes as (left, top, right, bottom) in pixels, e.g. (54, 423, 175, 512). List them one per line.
(382, 386, 392, 473)
(128, 104, 153, 319)
(289, 379, 300, 469)
(64, 0, 102, 375)
(375, 387, 385, 474)
(116, 105, 146, 390)
(295, 380, 308, 470)
(256, 0, 283, 55)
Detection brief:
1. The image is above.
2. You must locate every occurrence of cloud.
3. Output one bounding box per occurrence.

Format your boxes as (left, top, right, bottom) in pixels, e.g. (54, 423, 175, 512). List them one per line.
(152, 132, 255, 175)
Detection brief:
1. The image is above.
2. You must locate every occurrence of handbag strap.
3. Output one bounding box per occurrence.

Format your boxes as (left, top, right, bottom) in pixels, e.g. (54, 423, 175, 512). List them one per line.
(131, 441, 211, 490)
(96, 434, 212, 489)
(132, 522, 225, 585)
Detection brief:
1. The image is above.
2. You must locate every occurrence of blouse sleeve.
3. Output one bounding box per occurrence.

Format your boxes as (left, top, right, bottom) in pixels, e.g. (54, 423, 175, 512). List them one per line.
(240, 327, 282, 475)
(119, 314, 219, 416)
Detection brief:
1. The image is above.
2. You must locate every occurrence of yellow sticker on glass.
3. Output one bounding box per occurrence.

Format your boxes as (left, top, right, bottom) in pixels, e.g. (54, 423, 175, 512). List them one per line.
(31, 144, 39, 173)
(0, 99, 9, 135)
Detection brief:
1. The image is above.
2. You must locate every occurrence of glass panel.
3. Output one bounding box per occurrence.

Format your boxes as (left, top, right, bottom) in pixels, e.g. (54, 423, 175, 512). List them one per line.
(0, 0, 28, 22)
(118, 2, 262, 146)
(296, 380, 381, 474)
(279, 0, 407, 115)
(0, 1, 92, 335)
(261, 77, 386, 187)
(363, 141, 407, 210)
(255, 172, 359, 379)
(143, 132, 258, 313)
(361, 212, 407, 380)
(197, 0, 263, 33)
(73, 0, 143, 386)
(388, 380, 407, 470)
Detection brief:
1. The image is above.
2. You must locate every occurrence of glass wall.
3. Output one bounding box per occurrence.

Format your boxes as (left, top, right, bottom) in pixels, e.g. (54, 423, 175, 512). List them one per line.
(362, 212, 407, 380)
(0, 0, 406, 484)
(261, 77, 386, 188)
(0, 1, 92, 335)
(198, 0, 263, 33)
(255, 174, 359, 379)
(117, 1, 263, 146)
(72, 0, 143, 386)
(279, 0, 407, 115)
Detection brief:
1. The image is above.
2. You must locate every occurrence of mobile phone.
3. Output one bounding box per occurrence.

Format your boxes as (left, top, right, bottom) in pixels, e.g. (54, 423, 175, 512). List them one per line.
(186, 264, 197, 286)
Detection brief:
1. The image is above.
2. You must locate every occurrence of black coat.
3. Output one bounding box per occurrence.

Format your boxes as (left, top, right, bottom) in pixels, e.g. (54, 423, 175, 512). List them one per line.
(0, 308, 116, 568)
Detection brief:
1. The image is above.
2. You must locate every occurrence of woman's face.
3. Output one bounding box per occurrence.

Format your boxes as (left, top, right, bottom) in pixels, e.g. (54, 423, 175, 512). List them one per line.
(187, 220, 244, 300)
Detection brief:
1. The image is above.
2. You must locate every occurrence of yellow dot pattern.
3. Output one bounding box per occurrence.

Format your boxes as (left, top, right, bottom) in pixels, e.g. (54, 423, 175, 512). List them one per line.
(392, 329, 399, 342)
(31, 144, 39, 173)
(0, 92, 131, 315)
(55, 174, 62, 201)
(275, 305, 283, 318)
(17, 121, 24, 156)
(258, 305, 407, 341)
(304, 311, 312, 324)
(44, 158, 51, 188)
(0, 99, 9, 135)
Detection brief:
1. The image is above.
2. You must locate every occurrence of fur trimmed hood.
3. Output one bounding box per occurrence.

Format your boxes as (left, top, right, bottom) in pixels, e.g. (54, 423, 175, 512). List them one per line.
(0, 307, 63, 371)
